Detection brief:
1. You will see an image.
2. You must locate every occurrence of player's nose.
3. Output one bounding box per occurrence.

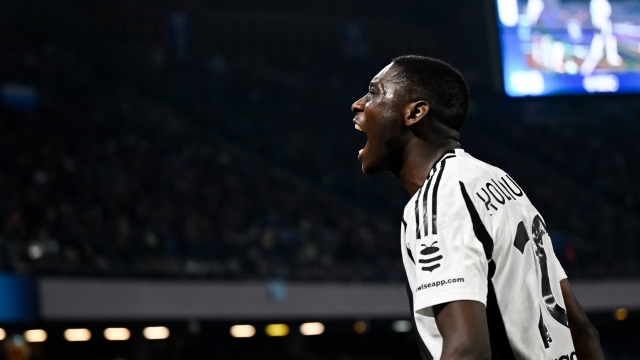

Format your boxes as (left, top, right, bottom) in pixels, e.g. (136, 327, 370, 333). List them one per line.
(351, 96, 365, 113)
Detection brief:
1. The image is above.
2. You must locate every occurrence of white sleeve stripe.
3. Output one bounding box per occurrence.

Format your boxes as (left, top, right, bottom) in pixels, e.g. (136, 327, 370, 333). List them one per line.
(419, 167, 437, 238)
(431, 156, 455, 235)
(417, 155, 456, 238)
(413, 186, 423, 240)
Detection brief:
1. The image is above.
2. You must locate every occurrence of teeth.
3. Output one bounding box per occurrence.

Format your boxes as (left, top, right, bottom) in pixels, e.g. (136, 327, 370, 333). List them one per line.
(355, 124, 364, 132)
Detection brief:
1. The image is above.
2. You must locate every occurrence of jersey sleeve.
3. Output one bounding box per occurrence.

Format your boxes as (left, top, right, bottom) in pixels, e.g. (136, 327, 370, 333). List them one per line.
(547, 235, 568, 280)
(554, 257, 568, 280)
(411, 161, 490, 315)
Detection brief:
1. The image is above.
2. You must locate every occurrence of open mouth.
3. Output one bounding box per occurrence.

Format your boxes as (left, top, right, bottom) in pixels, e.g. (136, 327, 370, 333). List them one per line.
(354, 121, 367, 160)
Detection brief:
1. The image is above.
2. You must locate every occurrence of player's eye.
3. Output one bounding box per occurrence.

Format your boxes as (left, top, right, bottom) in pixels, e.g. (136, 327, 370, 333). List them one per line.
(368, 89, 376, 95)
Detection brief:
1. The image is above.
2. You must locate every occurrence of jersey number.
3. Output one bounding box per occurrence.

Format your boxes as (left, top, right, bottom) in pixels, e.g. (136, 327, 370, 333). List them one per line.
(513, 215, 569, 348)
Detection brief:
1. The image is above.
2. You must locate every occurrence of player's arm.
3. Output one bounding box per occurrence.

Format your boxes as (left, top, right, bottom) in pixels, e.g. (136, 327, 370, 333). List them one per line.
(561, 279, 605, 360)
(434, 300, 491, 360)
(409, 172, 492, 359)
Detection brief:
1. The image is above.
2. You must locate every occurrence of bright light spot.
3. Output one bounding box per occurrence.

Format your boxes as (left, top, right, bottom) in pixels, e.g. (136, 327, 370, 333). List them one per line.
(565, 61, 579, 75)
(354, 321, 367, 334)
(551, 41, 566, 72)
(143, 326, 170, 340)
(583, 74, 619, 93)
(567, 19, 583, 41)
(24, 329, 47, 342)
(510, 71, 545, 95)
(64, 328, 91, 342)
(613, 23, 640, 36)
(497, 0, 519, 27)
(300, 322, 324, 336)
(28, 244, 44, 259)
(265, 324, 289, 337)
(526, 0, 544, 24)
(104, 328, 130, 341)
(391, 320, 413, 333)
(615, 308, 628, 321)
(230, 325, 255, 338)
(0, 328, 5, 341)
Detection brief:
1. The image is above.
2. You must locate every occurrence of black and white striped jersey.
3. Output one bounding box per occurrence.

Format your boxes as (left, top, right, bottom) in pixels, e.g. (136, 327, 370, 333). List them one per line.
(401, 149, 575, 360)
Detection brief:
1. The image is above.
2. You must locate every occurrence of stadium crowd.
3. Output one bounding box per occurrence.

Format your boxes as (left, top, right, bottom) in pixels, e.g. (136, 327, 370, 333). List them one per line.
(1, 18, 639, 281)
(0, 94, 402, 280)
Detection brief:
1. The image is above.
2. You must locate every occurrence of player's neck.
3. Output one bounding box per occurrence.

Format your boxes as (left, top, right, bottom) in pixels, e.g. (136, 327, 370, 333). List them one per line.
(395, 138, 460, 196)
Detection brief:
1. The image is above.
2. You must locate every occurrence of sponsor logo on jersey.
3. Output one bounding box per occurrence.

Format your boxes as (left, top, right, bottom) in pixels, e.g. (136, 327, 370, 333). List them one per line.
(416, 277, 465, 292)
(419, 241, 442, 272)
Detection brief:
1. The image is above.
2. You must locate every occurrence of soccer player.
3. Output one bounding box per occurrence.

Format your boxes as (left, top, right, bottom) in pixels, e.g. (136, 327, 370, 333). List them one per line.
(351, 56, 604, 359)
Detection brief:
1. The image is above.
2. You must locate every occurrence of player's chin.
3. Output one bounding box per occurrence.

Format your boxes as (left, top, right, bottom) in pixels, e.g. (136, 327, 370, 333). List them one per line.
(361, 156, 387, 176)
(361, 163, 375, 176)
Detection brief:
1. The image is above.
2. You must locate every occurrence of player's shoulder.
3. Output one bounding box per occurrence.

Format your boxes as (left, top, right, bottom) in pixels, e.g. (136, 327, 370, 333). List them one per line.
(402, 149, 511, 213)
(446, 149, 528, 214)
(438, 148, 508, 188)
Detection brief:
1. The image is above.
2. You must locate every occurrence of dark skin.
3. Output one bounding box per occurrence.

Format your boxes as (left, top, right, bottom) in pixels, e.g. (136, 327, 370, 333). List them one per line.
(561, 279, 606, 359)
(351, 63, 460, 193)
(351, 63, 604, 359)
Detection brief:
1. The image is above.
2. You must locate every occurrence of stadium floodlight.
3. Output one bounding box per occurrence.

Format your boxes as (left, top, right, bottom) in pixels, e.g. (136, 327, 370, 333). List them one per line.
(64, 328, 91, 342)
(230, 325, 256, 338)
(24, 329, 47, 343)
(265, 324, 289, 337)
(104, 328, 131, 341)
(353, 321, 367, 334)
(615, 308, 629, 321)
(299, 322, 324, 336)
(391, 320, 412, 333)
(0, 328, 5, 341)
(143, 326, 170, 340)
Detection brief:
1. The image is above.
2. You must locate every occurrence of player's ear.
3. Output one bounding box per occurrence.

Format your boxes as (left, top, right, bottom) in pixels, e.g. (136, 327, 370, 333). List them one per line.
(404, 100, 429, 127)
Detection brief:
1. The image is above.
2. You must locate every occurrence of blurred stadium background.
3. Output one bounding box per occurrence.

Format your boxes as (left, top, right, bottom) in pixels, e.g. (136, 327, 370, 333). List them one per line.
(0, 0, 639, 359)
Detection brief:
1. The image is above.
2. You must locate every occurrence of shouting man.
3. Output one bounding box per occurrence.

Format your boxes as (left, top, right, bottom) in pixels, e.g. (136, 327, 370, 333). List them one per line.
(351, 55, 604, 360)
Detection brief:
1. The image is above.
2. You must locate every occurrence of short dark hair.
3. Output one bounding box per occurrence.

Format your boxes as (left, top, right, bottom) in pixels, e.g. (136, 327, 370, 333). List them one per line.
(391, 55, 469, 131)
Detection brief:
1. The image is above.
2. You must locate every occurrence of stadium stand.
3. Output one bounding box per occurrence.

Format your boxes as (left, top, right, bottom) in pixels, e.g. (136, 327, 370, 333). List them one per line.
(1, 27, 639, 282)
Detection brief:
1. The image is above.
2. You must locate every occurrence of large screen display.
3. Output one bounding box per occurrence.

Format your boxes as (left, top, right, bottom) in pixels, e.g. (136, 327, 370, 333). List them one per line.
(496, 0, 640, 96)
